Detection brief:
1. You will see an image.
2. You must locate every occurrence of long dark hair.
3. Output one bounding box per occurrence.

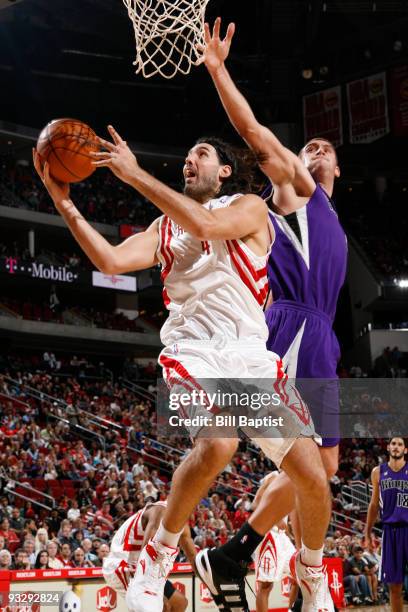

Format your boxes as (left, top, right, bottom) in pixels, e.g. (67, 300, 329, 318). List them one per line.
(35, 550, 49, 569)
(195, 137, 262, 197)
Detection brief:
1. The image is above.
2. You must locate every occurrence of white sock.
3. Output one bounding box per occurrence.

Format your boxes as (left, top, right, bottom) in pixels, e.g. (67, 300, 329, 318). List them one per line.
(154, 521, 183, 548)
(301, 543, 324, 566)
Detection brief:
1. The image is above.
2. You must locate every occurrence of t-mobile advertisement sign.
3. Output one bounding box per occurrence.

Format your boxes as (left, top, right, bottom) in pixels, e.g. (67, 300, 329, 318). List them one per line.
(2, 256, 79, 283)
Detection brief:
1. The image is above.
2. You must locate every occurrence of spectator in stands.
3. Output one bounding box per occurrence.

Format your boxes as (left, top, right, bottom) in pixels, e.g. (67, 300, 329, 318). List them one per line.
(72, 547, 94, 568)
(232, 504, 249, 530)
(345, 545, 372, 605)
(35, 527, 49, 552)
(0, 497, 12, 519)
(132, 457, 145, 478)
(35, 550, 50, 569)
(142, 481, 158, 502)
(0, 549, 12, 569)
(234, 493, 251, 512)
(0, 517, 19, 549)
(71, 529, 85, 551)
(58, 520, 73, 546)
(91, 538, 102, 556)
(9, 507, 24, 535)
(94, 543, 110, 567)
(363, 541, 380, 603)
(77, 480, 95, 507)
(23, 539, 36, 566)
(67, 500, 81, 522)
(82, 538, 98, 564)
(45, 509, 61, 536)
(323, 537, 337, 557)
(95, 502, 114, 535)
(59, 542, 73, 568)
(12, 549, 31, 570)
(91, 526, 107, 543)
(24, 502, 35, 520)
(42, 352, 51, 370)
(47, 541, 64, 569)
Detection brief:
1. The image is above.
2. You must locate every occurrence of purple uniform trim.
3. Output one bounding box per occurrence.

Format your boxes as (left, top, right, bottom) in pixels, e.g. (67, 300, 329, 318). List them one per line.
(379, 462, 408, 583)
(267, 184, 347, 319)
(381, 524, 408, 584)
(380, 462, 408, 524)
(265, 184, 347, 447)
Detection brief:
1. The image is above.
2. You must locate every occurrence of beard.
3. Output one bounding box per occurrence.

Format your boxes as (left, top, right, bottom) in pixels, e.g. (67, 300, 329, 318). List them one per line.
(391, 450, 405, 460)
(183, 175, 220, 202)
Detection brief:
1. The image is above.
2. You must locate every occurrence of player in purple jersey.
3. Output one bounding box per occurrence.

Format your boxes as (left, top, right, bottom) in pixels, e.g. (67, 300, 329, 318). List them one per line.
(194, 18, 344, 610)
(365, 437, 408, 612)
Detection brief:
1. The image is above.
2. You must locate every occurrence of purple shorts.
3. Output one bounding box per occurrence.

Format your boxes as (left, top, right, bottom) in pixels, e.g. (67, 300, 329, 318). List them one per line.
(265, 300, 340, 447)
(381, 524, 408, 584)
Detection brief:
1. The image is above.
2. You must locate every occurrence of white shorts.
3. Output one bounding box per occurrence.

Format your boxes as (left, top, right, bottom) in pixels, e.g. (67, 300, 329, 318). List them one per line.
(159, 340, 317, 467)
(102, 557, 135, 598)
(255, 529, 296, 583)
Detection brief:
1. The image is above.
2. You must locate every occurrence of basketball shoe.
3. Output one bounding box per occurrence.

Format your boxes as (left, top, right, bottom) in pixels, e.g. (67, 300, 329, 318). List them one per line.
(195, 547, 250, 612)
(289, 550, 334, 612)
(125, 539, 178, 612)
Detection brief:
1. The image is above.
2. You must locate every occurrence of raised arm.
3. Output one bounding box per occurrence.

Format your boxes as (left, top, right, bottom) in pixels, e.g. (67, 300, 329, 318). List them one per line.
(92, 127, 269, 242)
(364, 466, 380, 546)
(201, 18, 314, 196)
(33, 149, 159, 274)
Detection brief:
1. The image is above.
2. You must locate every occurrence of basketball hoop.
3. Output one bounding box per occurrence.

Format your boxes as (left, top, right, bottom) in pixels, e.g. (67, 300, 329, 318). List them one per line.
(122, 0, 211, 79)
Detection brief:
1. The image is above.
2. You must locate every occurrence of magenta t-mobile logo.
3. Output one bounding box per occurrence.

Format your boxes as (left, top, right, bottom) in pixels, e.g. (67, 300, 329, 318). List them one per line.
(5, 257, 18, 274)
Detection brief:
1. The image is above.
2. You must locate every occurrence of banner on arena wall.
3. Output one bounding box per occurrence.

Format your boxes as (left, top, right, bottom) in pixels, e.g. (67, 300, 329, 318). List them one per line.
(1, 568, 283, 612)
(303, 86, 343, 147)
(92, 271, 137, 292)
(324, 557, 344, 607)
(119, 224, 146, 238)
(2, 561, 343, 611)
(1, 255, 83, 285)
(390, 64, 408, 136)
(346, 72, 390, 143)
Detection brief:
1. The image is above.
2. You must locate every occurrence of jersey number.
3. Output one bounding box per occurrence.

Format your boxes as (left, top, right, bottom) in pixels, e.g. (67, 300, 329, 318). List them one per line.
(397, 493, 408, 508)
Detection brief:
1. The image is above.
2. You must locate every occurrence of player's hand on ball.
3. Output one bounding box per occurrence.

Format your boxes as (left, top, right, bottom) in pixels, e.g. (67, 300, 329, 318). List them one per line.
(92, 125, 138, 185)
(198, 17, 235, 73)
(32, 148, 70, 206)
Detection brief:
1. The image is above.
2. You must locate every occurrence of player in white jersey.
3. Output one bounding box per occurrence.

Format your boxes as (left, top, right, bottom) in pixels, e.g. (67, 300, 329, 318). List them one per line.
(34, 128, 332, 612)
(102, 500, 195, 611)
(252, 473, 297, 612)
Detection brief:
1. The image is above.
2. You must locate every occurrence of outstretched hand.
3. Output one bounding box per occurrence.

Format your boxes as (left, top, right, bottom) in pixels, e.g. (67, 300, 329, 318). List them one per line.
(92, 125, 139, 185)
(197, 17, 235, 74)
(32, 148, 70, 207)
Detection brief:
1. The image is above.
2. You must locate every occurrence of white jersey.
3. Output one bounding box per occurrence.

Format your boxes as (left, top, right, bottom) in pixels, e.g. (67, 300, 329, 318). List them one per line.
(255, 528, 295, 583)
(103, 501, 167, 596)
(156, 194, 272, 346)
(109, 501, 167, 563)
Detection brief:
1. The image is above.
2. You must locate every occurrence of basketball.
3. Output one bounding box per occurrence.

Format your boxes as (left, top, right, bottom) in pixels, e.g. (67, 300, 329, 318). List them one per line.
(36, 118, 100, 183)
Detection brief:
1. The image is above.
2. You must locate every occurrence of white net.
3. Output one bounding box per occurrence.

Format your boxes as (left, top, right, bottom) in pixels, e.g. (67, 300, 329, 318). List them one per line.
(122, 0, 211, 79)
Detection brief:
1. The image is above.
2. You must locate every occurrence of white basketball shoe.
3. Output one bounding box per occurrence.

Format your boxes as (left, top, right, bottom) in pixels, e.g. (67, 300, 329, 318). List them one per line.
(289, 550, 335, 612)
(125, 539, 178, 612)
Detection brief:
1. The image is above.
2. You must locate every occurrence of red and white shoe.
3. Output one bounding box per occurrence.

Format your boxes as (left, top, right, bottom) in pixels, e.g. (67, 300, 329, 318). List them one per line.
(289, 551, 334, 612)
(125, 539, 178, 612)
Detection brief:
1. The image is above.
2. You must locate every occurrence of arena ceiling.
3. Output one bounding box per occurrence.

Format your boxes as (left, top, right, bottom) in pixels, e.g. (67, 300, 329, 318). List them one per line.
(0, 0, 408, 175)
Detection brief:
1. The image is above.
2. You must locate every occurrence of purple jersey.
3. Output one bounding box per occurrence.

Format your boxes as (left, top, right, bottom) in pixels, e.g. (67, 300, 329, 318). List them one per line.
(380, 462, 408, 524)
(267, 184, 347, 322)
